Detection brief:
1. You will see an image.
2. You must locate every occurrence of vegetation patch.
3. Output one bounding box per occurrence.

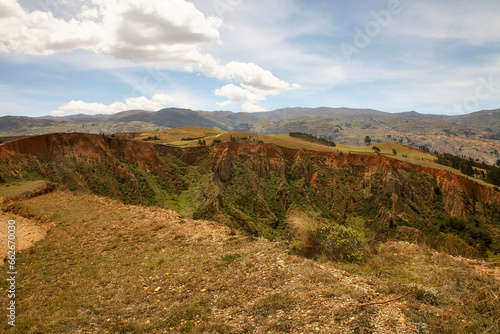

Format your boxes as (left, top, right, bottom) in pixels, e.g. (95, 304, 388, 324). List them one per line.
(288, 210, 366, 262)
(289, 132, 336, 147)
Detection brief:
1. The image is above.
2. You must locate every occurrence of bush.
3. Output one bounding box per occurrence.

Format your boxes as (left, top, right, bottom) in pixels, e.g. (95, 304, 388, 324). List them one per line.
(439, 216, 492, 251)
(446, 216, 467, 231)
(319, 223, 365, 262)
(287, 211, 365, 262)
(221, 253, 242, 262)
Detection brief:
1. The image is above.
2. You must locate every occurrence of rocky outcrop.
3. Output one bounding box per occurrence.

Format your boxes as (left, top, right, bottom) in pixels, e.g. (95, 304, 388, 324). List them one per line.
(426, 169, 500, 217)
(0, 133, 144, 202)
(211, 143, 287, 181)
(295, 147, 500, 219)
(208, 143, 497, 222)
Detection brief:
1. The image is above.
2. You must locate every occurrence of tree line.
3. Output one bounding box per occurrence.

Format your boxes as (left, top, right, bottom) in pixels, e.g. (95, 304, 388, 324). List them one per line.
(289, 132, 336, 147)
(435, 153, 500, 187)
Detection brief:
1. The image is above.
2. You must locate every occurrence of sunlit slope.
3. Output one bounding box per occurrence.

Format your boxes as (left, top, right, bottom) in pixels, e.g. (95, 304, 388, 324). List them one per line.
(1, 190, 499, 333)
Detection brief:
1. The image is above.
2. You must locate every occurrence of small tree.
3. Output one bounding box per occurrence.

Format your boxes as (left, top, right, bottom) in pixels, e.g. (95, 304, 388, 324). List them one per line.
(392, 148, 397, 155)
(364, 136, 372, 145)
(372, 146, 381, 154)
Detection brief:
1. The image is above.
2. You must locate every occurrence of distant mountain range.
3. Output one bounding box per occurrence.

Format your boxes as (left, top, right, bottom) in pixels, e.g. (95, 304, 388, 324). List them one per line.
(1, 107, 499, 163)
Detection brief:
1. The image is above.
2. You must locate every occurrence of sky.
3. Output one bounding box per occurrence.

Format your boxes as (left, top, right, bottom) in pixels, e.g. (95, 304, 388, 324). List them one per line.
(0, 0, 500, 117)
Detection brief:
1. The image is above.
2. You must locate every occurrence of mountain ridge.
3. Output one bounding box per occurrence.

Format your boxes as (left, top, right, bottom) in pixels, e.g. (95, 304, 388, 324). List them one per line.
(3, 106, 499, 131)
(1, 107, 499, 163)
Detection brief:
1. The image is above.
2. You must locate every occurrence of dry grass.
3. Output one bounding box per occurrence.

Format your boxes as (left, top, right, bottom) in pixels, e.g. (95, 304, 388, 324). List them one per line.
(0, 191, 498, 333)
(341, 241, 500, 333)
(133, 127, 224, 146)
(0, 180, 50, 199)
(286, 209, 321, 257)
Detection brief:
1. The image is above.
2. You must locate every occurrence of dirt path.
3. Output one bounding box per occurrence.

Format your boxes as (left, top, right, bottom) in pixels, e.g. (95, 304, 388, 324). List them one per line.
(0, 211, 53, 265)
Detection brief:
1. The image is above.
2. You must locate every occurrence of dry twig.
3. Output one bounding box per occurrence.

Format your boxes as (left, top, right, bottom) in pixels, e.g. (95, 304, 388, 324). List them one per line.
(359, 291, 412, 308)
(482, 316, 500, 334)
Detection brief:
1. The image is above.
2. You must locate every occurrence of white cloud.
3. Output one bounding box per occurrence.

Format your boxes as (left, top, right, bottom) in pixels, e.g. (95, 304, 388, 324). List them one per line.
(79, 6, 100, 20)
(199, 54, 300, 92)
(214, 84, 264, 107)
(0, 1, 102, 55)
(0, 0, 222, 60)
(241, 102, 268, 113)
(201, 55, 300, 111)
(50, 109, 66, 116)
(1, 0, 299, 111)
(52, 94, 176, 115)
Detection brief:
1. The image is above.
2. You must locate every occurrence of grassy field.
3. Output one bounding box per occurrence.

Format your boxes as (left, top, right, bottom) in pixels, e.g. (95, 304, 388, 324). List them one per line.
(0, 190, 498, 333)
(0, 180, 52, 199)
(131, 127, 224, 147)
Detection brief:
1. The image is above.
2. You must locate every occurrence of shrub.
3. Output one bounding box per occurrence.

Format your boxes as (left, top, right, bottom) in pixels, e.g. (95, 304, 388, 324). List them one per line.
(447, 216, 466, 231)
(319, 223, 365, 262)
(287, 210, 365, 262)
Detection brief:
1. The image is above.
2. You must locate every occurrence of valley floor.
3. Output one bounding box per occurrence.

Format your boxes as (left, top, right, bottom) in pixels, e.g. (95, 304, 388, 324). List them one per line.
(0, 190, 499, 333)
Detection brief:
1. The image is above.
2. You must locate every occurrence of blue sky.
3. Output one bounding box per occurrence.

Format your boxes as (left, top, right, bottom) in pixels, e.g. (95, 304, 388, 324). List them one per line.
(1, 0, 500, 117)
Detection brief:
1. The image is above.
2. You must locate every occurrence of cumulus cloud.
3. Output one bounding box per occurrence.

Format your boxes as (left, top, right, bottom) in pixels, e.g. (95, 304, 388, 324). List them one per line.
(0, 0, 300, 112)
(52, 94, 175, 115)
(203, 55, 300, 111)
(0, 0, 222, 59)
(241, 102, 268, 113)
(214, 84, 264, 106)
(201, 57, 293, 92)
